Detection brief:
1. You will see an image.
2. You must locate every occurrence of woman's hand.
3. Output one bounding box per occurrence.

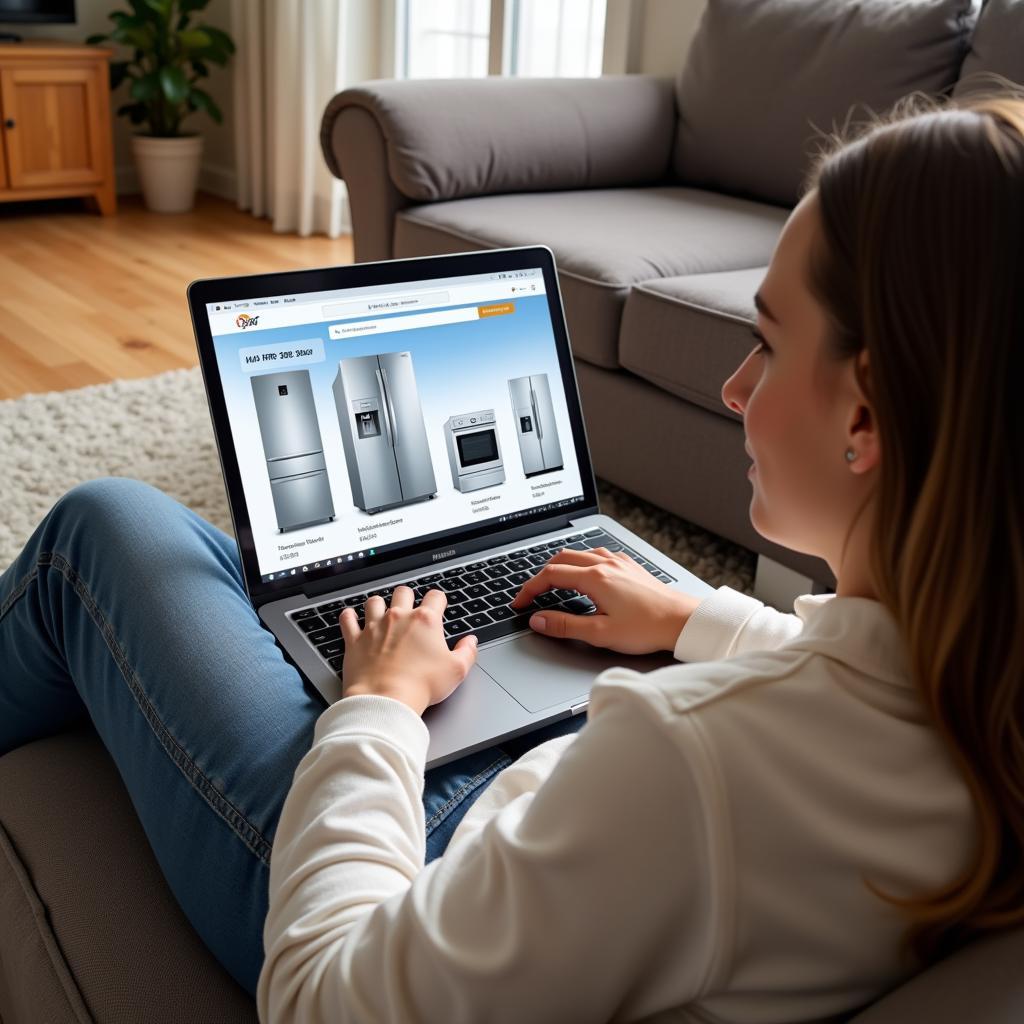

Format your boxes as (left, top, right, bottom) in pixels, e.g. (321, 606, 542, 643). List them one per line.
(339, 586, 478, 716)
(510, 547, 700, 655)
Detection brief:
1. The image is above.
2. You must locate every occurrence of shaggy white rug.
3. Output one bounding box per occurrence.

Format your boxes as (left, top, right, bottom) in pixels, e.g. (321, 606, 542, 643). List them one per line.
(0, 367, 756, 592)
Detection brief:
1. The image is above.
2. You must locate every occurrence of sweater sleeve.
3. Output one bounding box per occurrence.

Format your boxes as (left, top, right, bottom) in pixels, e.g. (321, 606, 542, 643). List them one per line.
(673, 586, 804, 663)
(257, 687, 721, 1023)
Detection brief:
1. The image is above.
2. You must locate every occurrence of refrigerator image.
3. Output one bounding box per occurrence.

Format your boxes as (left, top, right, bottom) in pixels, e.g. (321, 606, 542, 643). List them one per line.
(250, 370, 335, 532)
(508, 373, 564, 477)
(332, 351, 438, 514)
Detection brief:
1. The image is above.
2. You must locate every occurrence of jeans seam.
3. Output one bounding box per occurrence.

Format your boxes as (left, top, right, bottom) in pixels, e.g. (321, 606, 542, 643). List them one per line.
(425, 753, 511, 834)
(24, 551, 274, 866)
(0, 564, 40, 622)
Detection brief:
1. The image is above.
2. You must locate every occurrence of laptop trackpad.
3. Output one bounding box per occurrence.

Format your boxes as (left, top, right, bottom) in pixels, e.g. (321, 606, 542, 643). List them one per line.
(478, 633, 676, 713)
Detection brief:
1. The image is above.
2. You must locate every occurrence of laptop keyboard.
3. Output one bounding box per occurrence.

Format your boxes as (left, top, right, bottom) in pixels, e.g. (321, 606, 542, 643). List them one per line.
(288, 528, 676, 678)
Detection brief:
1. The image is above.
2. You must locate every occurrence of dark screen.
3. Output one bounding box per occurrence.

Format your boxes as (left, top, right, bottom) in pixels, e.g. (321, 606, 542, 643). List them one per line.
(457, 429, 499, 468)
(0, 0, 76, 22)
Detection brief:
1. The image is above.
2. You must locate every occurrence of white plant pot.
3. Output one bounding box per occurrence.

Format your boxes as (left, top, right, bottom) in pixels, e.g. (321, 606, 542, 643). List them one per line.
(131, 134, 203, 213)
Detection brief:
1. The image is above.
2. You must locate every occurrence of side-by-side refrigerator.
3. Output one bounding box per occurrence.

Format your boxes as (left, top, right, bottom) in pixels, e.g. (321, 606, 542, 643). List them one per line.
(333, 351, 437, 514)
(508, 373, 564, 477)
(250, 369, 335, 532)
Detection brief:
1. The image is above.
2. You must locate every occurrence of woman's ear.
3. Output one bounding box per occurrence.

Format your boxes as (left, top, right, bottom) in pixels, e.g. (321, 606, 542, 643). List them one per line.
(846, 349, 880, 474)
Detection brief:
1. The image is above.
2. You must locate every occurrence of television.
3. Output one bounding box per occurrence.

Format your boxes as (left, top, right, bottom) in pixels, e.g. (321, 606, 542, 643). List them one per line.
(0, 0, 76, 24)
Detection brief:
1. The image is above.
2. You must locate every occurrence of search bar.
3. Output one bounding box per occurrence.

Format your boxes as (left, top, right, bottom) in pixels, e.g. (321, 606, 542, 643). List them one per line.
(327, 302, 514, 341)
(322, 290, 450, 320)
(329, 305, 478, 339)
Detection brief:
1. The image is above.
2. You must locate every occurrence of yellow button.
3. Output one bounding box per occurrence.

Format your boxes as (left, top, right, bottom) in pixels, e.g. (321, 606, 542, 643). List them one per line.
(477, 302, 515, 318)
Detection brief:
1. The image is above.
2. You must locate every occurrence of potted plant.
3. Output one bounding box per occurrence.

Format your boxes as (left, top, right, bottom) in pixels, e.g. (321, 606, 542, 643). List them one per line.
(88, 0, 235, 213)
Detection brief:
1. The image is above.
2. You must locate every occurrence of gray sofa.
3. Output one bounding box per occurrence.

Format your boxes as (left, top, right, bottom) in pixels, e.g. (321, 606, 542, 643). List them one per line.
(3, 2, 1024, 1022)
(320, 0, 1023, 598)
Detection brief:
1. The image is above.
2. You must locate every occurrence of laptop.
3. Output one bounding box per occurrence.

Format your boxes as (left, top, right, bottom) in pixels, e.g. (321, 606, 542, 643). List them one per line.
(188, 246, 714, 768)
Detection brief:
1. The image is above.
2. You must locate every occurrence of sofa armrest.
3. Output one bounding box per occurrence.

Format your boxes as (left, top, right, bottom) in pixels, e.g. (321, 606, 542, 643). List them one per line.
(320, 75, 675, 261)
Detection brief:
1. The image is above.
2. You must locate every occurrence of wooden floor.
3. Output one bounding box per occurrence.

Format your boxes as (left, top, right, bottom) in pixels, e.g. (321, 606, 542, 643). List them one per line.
(0, 193, 355, 400)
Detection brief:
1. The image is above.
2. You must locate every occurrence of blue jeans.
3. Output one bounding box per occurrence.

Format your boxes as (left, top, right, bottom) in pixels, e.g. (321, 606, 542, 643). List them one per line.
(0, 478, 587, 997)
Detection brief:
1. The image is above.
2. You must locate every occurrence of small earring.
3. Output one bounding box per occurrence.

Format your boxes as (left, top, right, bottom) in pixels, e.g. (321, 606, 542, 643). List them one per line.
(845, 448, 857, 463)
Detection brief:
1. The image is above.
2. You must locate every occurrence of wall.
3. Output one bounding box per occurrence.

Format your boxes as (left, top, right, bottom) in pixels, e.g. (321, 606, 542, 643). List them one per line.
(5, 0, 235, 198)
(636, 0, 706, 76)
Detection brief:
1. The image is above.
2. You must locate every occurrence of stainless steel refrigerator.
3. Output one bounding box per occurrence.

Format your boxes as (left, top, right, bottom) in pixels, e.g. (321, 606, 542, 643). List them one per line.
(250, 370, 335, 532)
(508, 373, 564, 477)
(332, 352, 438, 513)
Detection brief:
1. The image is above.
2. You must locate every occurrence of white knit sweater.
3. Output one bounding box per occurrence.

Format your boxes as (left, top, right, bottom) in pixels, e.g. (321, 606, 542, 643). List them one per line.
(257, 586, 974, 1023)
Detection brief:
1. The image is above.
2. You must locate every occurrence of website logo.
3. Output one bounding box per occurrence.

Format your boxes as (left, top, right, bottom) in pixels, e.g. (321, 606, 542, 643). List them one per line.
(236, 313, 260, 329)
(432, 548, 457, 562)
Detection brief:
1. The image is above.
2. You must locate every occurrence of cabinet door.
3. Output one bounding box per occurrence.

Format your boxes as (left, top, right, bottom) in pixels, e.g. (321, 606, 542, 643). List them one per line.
(0, 64, 106, 189)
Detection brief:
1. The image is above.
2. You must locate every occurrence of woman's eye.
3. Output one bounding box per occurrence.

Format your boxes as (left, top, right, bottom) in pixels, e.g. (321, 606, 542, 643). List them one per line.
(751, 329, 771, 355)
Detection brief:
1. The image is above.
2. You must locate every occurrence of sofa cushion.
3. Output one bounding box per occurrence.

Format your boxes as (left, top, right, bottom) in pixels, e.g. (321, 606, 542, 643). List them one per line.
(619, 268, 765, 422)
(954, 0, 1024, 97)
(674, 0, 980, 207)
(0, 726, 257, 1023)
(394, 188, 787, 369)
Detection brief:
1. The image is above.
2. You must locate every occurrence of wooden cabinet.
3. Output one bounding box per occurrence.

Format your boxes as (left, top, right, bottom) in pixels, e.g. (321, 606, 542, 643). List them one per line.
(0, 42, 116, 215)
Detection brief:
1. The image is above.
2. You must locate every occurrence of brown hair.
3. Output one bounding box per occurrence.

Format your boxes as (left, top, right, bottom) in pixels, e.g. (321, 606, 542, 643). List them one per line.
(805, 92, 1024, 964)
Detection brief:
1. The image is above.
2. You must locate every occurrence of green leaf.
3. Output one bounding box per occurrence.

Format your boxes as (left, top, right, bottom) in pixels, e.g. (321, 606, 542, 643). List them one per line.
(177, 28, 212, 52)
(189, 59, 209, 78)
(205, 51, 229, 67)
(159, 65, 190, 105)
(85, 33, 108, 45)
(112, 25, 156, 50)
(130, 71, 160, 102)
(196, 24, 235, 55)
(144, 0, 171, 14)
(180, 0, 211, 12)
(188, 86, 222, 123)
(110, 12, 146, 30)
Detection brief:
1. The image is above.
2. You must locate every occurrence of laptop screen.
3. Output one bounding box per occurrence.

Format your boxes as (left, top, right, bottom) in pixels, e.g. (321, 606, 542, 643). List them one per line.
(200, 262, 589, 587)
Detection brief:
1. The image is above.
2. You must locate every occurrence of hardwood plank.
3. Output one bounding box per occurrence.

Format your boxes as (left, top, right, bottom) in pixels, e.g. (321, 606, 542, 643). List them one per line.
(0, 193, 354, 399)
(0, 304, 81, 368)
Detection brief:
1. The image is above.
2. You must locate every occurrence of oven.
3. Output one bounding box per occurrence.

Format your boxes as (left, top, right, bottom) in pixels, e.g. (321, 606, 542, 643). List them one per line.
(444, 410, 506, 492)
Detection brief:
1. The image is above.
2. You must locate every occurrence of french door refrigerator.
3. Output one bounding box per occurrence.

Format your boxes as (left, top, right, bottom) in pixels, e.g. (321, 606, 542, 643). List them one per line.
(508, 373, 564, 476)
(250, 369, 335, 532)
(332, 351, 438, 513)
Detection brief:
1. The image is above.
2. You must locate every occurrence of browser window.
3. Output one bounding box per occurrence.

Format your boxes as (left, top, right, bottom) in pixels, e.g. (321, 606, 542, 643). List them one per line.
(205, 269, 586, 581)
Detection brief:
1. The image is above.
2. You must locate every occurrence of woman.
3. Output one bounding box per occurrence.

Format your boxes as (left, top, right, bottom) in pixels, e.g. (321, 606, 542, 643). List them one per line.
(2, 94, 1022, 1022)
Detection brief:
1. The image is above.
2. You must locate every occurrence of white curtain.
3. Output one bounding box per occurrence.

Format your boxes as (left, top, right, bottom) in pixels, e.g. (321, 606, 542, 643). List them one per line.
(232, 0, 350, 237)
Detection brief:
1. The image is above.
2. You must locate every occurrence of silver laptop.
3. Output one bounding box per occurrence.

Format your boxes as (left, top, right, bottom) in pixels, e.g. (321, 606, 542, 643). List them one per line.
(188, 246, 713, 768)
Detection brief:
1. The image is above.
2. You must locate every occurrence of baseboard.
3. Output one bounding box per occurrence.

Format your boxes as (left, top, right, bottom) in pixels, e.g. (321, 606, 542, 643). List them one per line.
(115, 162, 237, 202)
(114, 161, 351, 234)
(198, 163, 237, 202)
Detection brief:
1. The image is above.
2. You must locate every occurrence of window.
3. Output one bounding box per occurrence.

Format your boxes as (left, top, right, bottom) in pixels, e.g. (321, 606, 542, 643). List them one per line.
(397, 0, 607, 79)
(508, 0, 606, 77)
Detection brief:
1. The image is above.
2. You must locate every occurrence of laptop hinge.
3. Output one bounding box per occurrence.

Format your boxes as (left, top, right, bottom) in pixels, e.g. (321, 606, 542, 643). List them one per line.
(570, 700, 589, 716)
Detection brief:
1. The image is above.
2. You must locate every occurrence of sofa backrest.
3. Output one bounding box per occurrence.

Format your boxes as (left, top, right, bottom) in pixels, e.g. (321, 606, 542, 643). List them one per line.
(673, 0, 982, 208)
(953, 0, 1024, 98)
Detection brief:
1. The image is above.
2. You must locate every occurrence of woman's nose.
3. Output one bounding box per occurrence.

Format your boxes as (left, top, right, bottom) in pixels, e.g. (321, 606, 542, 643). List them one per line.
(721, 361, 748, 416)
